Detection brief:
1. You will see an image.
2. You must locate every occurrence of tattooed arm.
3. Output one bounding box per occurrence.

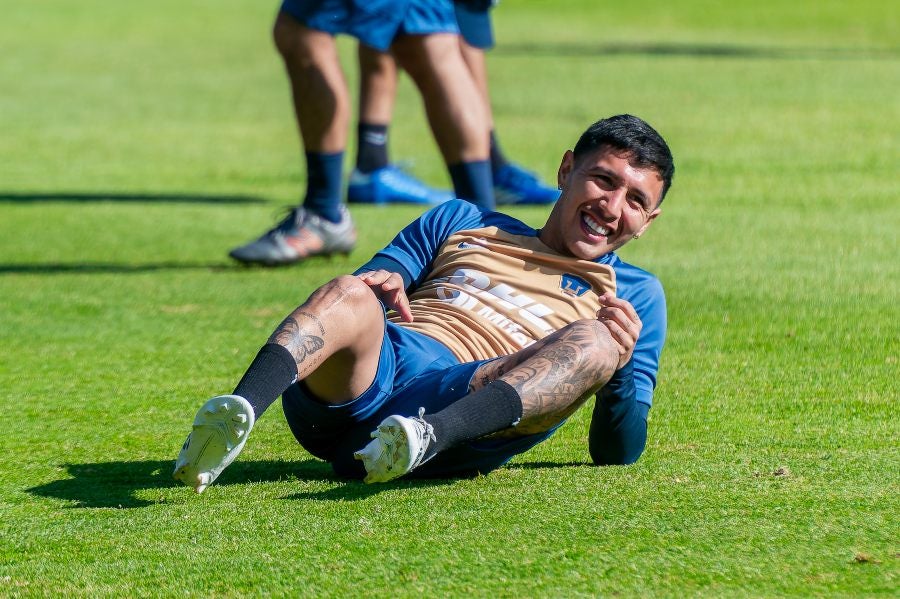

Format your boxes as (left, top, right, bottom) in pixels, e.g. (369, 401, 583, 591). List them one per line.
(487, 320, 618, 436)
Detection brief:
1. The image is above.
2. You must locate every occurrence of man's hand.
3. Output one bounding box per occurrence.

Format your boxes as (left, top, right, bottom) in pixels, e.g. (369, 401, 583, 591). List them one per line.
(597, 294, 641, 370)
(357, 269, 413, 322)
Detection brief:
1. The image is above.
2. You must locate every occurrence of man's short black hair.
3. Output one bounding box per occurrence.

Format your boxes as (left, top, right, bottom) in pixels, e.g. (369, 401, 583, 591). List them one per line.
(573, 114, 675, 203)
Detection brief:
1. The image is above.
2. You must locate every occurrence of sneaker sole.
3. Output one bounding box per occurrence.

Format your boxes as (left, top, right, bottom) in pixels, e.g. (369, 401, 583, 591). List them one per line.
(173, 395, 255, 493)
(229, 248, 354, 267)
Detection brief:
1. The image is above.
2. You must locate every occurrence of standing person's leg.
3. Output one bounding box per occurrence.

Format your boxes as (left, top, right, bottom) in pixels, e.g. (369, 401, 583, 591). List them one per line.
(229, 12, 356, 265)
(355, 45, 396, 174)
(348, 45, 454, 205)
(355, 319, 620, 482)
(455, 1, 559, 205)
(174, 275, 387, 492)
(391, 33, 494, 209)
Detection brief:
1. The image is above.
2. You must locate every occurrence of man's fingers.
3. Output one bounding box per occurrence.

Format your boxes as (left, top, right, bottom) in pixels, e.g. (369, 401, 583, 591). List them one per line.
(599, 294, 641, 325)
(358, 270, 391, 286)
(597, 306, 640, 338)
(599, 318, 634, 353)
(379, 273, 404, 292)
(392, 288, 414, 323)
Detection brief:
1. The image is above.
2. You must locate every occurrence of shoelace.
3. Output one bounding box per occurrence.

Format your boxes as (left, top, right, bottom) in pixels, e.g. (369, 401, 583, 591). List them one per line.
(410, 407, 437, 466)
(259, 206, 309, 240)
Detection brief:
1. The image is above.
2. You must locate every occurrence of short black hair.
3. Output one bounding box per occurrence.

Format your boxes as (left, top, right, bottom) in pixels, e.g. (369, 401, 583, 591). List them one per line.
(573, 114, 675, 203)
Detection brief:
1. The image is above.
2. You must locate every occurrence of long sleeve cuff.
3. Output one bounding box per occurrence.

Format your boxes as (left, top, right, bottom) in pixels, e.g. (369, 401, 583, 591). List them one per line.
(589, 359, 649, 465)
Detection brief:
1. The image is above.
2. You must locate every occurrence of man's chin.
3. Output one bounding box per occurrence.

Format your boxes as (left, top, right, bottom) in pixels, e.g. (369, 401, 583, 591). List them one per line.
(571, 242, 612, 261)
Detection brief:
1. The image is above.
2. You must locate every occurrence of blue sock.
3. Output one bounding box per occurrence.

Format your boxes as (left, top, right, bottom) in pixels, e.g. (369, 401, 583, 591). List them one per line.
(303, 151, 344, 223)
(448, 159, 494, 210)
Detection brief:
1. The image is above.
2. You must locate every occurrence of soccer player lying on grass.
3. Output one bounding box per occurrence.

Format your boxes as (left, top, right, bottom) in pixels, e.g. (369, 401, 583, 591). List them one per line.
(174, 114, 674, 491)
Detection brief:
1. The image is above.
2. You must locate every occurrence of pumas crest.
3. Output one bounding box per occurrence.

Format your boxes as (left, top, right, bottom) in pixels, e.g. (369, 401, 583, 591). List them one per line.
(560, 274, 591, 297)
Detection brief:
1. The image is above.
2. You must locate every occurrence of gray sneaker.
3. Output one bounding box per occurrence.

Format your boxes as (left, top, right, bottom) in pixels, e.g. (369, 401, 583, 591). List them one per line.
(229, 205, 356, 265)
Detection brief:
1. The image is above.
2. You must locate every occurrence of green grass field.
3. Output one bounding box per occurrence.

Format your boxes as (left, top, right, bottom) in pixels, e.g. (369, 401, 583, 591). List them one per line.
(2, 0, 898, 595)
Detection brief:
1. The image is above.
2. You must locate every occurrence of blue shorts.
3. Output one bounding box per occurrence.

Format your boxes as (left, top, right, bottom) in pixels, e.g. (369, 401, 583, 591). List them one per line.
(454, 0, 494, 49)
(280, 0, 459, 51)
(281, 320, 556, 478)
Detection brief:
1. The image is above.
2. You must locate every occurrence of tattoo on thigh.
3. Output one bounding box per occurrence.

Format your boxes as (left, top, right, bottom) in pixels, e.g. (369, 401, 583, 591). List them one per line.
(270, 311, 325, 368)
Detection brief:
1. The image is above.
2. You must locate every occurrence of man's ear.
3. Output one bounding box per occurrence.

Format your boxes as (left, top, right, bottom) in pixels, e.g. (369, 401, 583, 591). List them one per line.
(636, 207, 662, 237)
(557, 150, 575, 190)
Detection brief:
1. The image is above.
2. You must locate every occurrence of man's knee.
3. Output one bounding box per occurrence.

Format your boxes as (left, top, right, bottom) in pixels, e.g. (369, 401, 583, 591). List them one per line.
(391, 33, 457, 80)
(272, 12, 325, 65)
(314, 274, 378, 309)
(272, 12, 300, 59)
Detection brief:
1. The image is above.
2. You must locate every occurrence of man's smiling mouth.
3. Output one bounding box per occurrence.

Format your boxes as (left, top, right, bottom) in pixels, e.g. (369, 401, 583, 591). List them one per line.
(582, 212, 610, 237)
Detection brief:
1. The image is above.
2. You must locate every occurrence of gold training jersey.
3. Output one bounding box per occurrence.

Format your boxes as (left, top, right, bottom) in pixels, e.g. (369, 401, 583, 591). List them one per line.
(359, 200, 666, 407)
(387, 226, 616, 362)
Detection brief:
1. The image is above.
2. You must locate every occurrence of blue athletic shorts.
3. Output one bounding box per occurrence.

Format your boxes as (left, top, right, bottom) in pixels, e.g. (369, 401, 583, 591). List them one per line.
(454, 0, 494, 49)
(279, 0, 459, 51)
(281, 320, 556, 479)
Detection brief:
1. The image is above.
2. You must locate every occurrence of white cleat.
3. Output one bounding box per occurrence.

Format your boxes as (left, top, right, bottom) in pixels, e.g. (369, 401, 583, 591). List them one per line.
(353, 408, 436, 483)
(172, 394, 255, 493)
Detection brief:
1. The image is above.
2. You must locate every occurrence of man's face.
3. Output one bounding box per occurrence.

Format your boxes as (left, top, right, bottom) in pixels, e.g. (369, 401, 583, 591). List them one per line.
(539, 147, 664, 260)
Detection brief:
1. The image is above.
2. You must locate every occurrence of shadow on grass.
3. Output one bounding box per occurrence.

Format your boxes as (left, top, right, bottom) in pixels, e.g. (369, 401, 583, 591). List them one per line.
(0, 192, 267, 204)
(495, 42, 899, 61)
(26, 457, 489, 508)
(26, 459, 342, 509)
(507, 461, 589, 470)
(0, 262, 243, 274)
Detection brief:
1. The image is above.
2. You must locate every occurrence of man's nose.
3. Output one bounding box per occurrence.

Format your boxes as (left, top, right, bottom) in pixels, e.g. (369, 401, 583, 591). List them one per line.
(599, 188, 626, 217)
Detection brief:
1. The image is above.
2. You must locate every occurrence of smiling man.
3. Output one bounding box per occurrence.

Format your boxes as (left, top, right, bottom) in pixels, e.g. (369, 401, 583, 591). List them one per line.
(174, 114, 674, 490)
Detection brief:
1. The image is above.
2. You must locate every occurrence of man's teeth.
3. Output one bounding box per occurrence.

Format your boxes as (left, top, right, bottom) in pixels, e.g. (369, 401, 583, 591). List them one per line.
(583, 213, 609, 236)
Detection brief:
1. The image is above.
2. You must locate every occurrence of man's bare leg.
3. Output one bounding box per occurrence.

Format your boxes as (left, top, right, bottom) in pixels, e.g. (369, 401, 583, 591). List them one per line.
(230, 14, 354, 264)
(274, 14, 349, 153)
(350, 44, 456, 204)
(174, 276, 387, 492)
(458, 39, 492, 128)
(357, 44, 397, 128)
(354, 44, 396, 175)
(390, 33, 494, 208)
(391, 33, 487, 164)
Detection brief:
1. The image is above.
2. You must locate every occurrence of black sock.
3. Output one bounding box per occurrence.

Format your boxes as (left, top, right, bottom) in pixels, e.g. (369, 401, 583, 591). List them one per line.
(489, 130, 509, 175)
(233, 343, 298, 419)
(425, 380, 523, 457)
(448, 159, 495, 210)
(302, 151, 344, 223)
(355, 122, 389, 174)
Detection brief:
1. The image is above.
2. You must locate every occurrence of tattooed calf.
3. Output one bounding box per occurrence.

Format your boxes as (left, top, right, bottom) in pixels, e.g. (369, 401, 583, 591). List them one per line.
(269, 310, 326, 371)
